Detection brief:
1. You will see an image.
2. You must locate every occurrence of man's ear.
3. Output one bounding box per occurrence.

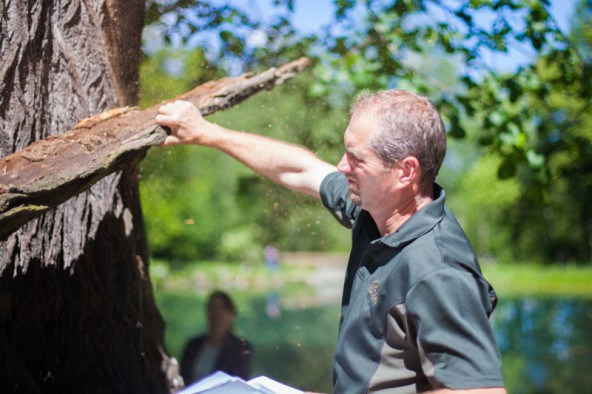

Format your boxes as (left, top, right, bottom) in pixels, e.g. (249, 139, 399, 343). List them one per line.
(397, 156, 421, 186)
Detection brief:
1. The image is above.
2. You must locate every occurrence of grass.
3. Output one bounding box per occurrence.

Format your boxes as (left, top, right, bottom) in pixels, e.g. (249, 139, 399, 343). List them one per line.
(150, 258, 316, 298)
(151, 256, 592, 298)
(482, 262, 592, 298)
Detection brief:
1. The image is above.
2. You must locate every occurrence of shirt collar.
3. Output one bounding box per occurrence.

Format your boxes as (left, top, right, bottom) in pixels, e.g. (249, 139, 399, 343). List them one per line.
(369, 184, 445, 249)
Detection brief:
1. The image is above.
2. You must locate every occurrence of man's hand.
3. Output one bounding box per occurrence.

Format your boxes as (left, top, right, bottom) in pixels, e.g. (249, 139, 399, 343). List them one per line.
(155, 100, 210, 146)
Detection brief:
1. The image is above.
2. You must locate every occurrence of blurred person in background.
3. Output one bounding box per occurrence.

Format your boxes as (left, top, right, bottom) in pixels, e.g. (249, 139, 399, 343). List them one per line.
(179, 290, 252, 385)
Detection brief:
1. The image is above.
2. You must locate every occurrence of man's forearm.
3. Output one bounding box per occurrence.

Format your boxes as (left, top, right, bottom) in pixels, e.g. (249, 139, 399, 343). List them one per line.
(201, 122, 335, 197)
(155, 100, 336, 197)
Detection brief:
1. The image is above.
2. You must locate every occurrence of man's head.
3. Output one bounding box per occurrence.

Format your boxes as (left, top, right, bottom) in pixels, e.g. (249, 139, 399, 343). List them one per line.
(337, 89, 447, 215)
(350, 89, 447, 192)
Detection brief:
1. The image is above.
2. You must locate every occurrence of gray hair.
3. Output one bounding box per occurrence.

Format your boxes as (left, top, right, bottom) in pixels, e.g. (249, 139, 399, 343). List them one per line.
(351, 89, 447, 188)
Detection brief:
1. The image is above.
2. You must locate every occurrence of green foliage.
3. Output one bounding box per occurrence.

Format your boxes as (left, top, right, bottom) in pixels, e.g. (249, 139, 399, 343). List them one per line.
(483, 262, 592, 298)
(204, 77, 352, 255)
(306, 0, 588, 192)
(141, 0, 592, 263)
(139, 47, 221, 107)
(311, 0, 592, 262)
(139, 47, 237, 260)
(139, 48, 350, 262)
(447, 153, 521, 261)
(140, 146, 239, 260)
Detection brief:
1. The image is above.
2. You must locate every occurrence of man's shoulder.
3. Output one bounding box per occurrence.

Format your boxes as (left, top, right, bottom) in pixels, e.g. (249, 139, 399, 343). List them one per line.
(319, 171, 346, 196)
(382, 213, 480, 284)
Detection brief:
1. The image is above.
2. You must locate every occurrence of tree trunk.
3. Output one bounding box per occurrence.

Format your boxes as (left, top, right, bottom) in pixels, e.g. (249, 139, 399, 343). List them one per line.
(0, 1, 177, 392)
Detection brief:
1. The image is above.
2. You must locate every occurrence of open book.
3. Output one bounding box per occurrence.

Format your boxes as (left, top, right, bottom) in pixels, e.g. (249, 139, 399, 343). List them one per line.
(177, 371, 304, 394)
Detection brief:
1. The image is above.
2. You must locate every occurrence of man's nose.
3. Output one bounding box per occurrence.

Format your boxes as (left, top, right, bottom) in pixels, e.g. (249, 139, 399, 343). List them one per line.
(337, 154, 350, 173)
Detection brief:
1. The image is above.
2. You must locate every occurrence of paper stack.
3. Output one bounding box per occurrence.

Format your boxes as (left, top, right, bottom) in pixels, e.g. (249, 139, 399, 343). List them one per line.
(177, 371, 303, 394)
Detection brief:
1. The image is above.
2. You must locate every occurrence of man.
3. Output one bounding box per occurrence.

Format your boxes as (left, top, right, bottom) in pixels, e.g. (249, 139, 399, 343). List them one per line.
(155, 89, 506, 393)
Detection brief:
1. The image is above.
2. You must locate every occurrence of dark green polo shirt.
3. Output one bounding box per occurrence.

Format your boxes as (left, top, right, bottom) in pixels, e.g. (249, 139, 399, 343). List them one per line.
(320, 172, 504, 393)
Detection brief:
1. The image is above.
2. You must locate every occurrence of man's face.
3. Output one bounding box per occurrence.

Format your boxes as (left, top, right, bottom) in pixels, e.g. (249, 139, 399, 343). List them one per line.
(337, 111, 400, 213)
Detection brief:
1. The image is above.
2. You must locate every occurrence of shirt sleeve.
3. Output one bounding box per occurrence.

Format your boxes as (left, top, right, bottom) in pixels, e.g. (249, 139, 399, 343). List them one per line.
(319, 172, 360, 229)
(407, 267, 505, 390)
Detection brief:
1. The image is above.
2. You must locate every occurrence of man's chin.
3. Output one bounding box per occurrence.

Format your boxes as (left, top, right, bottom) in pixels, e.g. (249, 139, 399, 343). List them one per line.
(348, 191, 362, 206)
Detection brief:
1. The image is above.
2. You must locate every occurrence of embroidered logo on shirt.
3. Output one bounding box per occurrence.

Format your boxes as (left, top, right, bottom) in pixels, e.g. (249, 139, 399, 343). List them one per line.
(368, 281, 380, 305)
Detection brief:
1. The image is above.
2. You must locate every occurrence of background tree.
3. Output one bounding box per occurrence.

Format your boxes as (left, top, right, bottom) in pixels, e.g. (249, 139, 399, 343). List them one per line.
(138, 50, 349, 262)
(444, 0, 592, 263)
(0, 1, 177, 392)
(308, 0, 591, 263)
(141, 0, 591, 264)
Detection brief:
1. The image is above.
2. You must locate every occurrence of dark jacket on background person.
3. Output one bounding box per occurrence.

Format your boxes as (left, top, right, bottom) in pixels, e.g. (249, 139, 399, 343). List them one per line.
(179, 333, 252, 385)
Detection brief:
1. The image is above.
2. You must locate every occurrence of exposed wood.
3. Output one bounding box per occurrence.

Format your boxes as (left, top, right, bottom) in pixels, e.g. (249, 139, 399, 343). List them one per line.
(0, 57, 310, 240)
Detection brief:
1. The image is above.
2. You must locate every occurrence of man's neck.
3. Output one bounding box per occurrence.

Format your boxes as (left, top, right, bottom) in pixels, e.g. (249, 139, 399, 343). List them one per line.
(373, 192, 433, 237)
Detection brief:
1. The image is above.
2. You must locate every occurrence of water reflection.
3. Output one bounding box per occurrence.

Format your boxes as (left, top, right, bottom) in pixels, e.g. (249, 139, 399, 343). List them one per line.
(492, 297, 592, 394)
(243, 296, 592, 393)
(265, 292, 281, 319)
(239, 296, 338, 392)
(158, 292, 592, 393)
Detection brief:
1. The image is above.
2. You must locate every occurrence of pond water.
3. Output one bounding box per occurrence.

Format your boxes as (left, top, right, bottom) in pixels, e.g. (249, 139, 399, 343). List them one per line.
(492, 297, 592, 394)
(159, 290, 592, 393)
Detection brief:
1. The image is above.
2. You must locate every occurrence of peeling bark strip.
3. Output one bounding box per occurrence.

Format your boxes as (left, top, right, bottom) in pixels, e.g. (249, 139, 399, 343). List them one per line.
(0, 57, 310, 240)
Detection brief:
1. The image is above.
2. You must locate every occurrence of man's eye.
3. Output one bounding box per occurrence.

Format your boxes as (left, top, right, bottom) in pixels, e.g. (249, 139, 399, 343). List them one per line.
(347, 153, 360, 163)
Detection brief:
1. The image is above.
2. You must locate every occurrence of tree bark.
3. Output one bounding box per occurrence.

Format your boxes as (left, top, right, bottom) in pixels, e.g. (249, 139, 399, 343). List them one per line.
(0, 57, 311, 241)
(0, 1, 172, 392)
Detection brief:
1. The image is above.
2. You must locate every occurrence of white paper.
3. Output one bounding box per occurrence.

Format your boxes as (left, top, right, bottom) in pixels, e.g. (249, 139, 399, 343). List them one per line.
(176, 371, 303, 394)
(249, 376, 304, 394)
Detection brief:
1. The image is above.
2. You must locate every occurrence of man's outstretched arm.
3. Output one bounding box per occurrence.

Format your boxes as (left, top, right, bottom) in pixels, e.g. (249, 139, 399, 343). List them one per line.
(155, 100, 336, 199)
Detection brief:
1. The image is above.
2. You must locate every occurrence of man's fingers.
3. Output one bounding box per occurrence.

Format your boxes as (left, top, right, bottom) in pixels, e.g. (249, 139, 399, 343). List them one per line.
(160, 135, 180, 147)
(155, 100, 200, 148)
(159, 100, 191, 112)
(156, 102, 175, 115)
(157, 100, 185, 116)
(155, 113, 177, 127)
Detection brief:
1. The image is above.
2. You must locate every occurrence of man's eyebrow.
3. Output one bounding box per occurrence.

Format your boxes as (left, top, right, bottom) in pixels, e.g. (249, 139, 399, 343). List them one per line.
(346, 149, 360, 158)
(345, 143, 360, 154)
(349, 146, 369, 157)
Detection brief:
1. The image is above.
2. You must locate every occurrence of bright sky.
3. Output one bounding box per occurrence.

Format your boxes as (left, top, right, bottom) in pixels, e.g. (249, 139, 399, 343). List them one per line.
(282, 0, 577, 34)
(145, 0, 579, 75)
(243, 0, 576, 34)
(245, 0, 578, 72)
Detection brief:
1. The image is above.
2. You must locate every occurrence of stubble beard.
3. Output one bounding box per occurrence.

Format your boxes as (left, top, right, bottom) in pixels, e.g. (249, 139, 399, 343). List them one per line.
(348, 188, 362, 206)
